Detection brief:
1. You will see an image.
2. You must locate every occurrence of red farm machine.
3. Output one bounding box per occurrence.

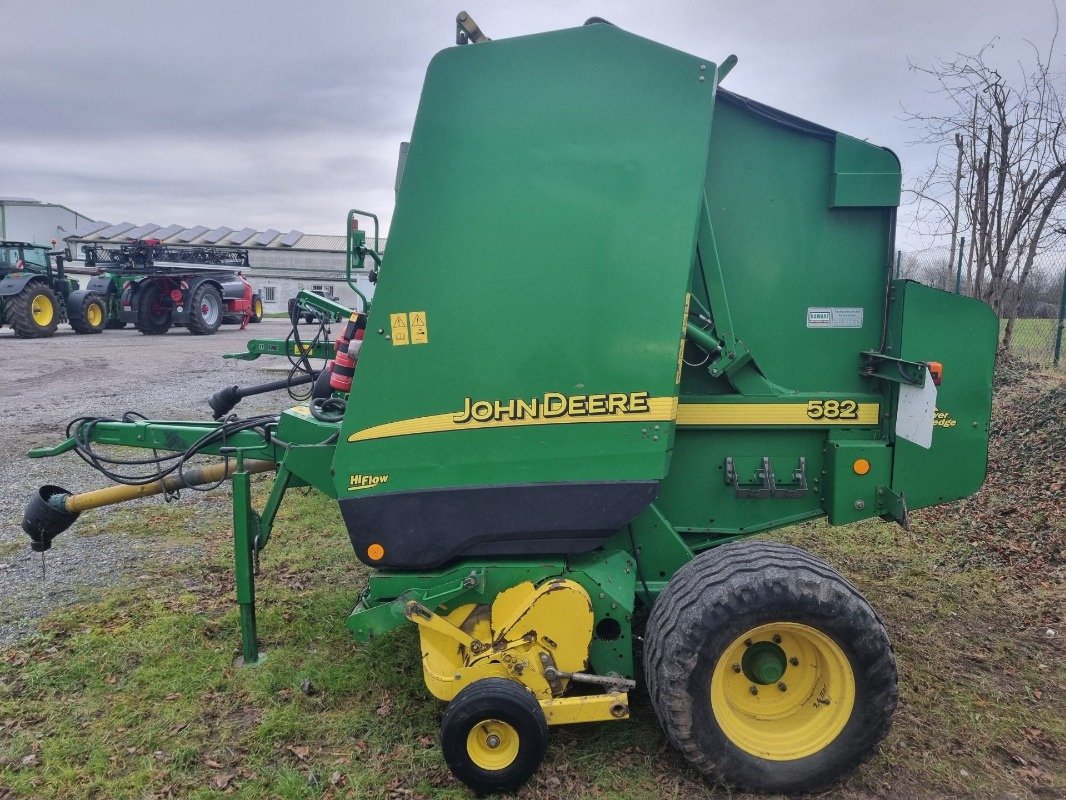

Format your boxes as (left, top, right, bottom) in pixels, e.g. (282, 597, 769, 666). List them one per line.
(82, 240, 262, 334)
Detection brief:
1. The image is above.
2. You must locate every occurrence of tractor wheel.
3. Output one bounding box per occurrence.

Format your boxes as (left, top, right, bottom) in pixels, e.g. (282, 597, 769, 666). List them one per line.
(644, 541, 897, 795)
(440, 678, 548, 794)
(7, 282, 60, 338)
(67, 291, 106, 334)
(250, 294, 263, 323)
(135, 283, 172, 335)
(186, 284, 223, 335)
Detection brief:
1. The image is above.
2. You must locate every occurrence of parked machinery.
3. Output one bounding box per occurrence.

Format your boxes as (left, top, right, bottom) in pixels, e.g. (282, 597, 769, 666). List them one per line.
(83, 241, 261, 334)
(0, 241, 105, 337)
(21, 16, 998, 795)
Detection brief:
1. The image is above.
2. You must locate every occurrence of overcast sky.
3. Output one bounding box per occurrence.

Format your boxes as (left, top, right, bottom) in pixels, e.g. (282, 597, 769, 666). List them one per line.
(3, 0, 1062, 248)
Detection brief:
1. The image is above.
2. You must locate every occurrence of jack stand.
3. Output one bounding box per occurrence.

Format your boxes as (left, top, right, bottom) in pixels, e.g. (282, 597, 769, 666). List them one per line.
(231, 452, 266, 666)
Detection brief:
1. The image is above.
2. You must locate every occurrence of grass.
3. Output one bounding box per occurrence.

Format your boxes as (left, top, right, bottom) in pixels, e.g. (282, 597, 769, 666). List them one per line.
(1001, 318, 1062, 368)
(1, 485, 1062, 799)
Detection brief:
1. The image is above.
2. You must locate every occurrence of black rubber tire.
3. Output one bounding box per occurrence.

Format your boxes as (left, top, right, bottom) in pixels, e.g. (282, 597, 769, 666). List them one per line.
(644, 541, 897, 795)
(67, 290, 106, 334)
(7, 281, 60, 338)
(186, 284, 223, 335)
(312, 365, 333, 400)
(250, 294, 263, 323)
(135, 282, 171, 335)
(440, 678, 548, 795)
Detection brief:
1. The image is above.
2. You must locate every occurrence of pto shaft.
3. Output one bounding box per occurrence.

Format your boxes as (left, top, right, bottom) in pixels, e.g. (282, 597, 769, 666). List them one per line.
(65, 459, 275, 512)
(23, 459, 276, 551)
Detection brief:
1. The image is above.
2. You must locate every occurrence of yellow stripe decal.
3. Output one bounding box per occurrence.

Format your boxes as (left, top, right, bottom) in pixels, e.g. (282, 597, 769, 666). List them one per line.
(348, 396, 678, 443)
(676, 402, 880, 426)
(345, 398, 878, 445)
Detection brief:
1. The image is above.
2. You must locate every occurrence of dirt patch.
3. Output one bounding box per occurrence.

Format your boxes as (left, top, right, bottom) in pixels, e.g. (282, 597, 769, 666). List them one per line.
(0, 318, 325, 647)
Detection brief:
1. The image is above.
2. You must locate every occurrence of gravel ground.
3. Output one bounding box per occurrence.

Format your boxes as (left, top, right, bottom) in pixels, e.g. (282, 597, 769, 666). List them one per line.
(0, 318, 324, 647)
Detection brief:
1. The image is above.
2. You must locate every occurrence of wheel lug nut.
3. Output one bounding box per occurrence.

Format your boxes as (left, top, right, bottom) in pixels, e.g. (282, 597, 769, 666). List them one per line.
(732, 663, 741, 673)
(778, 682, 787, 692)
(789, 657, 799, 666)
(749, 686, 758, 695)
(772, 634, 781, 644)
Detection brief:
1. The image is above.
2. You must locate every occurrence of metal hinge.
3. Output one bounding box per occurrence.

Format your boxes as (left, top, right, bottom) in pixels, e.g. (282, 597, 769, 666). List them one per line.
(859, 351, 929, 387)
(456, 11, 491, 45)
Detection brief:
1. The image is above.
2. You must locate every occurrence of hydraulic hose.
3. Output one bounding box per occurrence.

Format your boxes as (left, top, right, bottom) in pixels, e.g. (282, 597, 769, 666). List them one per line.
(208, 372, 317, 419)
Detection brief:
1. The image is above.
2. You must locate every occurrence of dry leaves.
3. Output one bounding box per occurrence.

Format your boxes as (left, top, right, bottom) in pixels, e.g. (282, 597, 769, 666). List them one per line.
(922, 371, 1065, 580)
(375, 690, 393, 717)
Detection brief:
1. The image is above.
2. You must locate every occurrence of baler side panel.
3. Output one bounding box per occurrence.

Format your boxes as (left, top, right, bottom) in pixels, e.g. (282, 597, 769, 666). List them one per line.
(657, 428, 827, 534)
(334, 25, 718, 567)
(698, 94, 899, 396)
(661, 93, 900, 538)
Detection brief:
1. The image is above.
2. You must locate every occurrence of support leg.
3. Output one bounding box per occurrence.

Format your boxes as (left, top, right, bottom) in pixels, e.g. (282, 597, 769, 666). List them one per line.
(232, 468, 264, 665)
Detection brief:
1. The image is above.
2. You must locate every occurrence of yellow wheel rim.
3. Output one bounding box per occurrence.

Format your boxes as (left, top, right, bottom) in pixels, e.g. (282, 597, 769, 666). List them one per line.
(710, 622, 855, 761)
(31, 294, 54, 326)
(86, 302, 103, 327)
(255, 299, 263, 317)
(466, 719, 520, 771)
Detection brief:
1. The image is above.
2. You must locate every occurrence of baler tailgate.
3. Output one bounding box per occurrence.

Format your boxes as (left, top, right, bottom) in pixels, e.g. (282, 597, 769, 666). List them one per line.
(888, 281, 998, 509)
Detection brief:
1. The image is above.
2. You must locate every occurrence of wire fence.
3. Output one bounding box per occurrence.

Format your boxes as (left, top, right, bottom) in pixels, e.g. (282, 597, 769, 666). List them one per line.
(897, 245, 1066, 370)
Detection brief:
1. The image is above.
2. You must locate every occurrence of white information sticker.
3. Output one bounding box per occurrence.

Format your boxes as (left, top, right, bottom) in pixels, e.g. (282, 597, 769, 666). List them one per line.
(896, 375, 937, 449)
(807, 307, 864, 328)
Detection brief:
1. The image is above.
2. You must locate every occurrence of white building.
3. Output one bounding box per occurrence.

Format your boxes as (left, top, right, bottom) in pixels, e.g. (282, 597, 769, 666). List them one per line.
(0, 197, 95, 248)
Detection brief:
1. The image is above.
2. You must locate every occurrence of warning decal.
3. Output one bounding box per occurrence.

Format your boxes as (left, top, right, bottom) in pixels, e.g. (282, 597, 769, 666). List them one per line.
(390, 311, 428, 346)
(390, 313, 409, 345)
(410, 311, 428, 344)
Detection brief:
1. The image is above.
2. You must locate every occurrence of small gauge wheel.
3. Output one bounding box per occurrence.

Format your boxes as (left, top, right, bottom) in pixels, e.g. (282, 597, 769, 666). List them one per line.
(440, 678, 548, 794)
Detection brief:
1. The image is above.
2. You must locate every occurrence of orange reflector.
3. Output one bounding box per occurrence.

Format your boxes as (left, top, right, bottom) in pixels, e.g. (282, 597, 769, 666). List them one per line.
(927, 361, 943, 386)
(853, 459, 871, 476)
(366, 543, 385, 561)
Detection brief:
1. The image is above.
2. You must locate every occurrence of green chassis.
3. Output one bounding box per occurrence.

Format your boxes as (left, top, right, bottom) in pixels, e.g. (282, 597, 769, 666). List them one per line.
(28, 408, 723, 672)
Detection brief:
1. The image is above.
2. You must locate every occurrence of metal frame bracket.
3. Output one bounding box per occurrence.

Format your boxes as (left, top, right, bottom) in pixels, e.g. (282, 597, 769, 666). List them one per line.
(860, 351, 928, 387)
(878, 485, 910, 530)
(725, 456, 808, 499)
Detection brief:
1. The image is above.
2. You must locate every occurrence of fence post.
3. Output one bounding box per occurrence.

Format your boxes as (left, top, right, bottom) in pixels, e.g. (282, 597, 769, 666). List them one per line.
(1054, 269, 1065, 368)
(895, 250, 901, 279)
(954, 236, 965, 295)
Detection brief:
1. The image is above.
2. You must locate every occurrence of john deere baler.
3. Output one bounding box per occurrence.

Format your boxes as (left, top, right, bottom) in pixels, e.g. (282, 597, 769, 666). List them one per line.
(22, 15, 997, 795)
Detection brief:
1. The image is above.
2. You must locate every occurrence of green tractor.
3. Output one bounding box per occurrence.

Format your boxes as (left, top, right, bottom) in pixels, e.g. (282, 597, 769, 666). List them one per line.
(83, 270, 138, 330)
(0, 241, 106, 337)
(20, 16, 999, 796)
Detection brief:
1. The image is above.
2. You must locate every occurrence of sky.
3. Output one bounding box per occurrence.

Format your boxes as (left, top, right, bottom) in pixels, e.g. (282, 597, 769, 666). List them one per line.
(2, 0, 1062, 248)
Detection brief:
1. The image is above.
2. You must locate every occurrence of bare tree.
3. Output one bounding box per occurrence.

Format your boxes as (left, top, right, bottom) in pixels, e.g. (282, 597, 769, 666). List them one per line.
(904, 6, 1066, 350)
